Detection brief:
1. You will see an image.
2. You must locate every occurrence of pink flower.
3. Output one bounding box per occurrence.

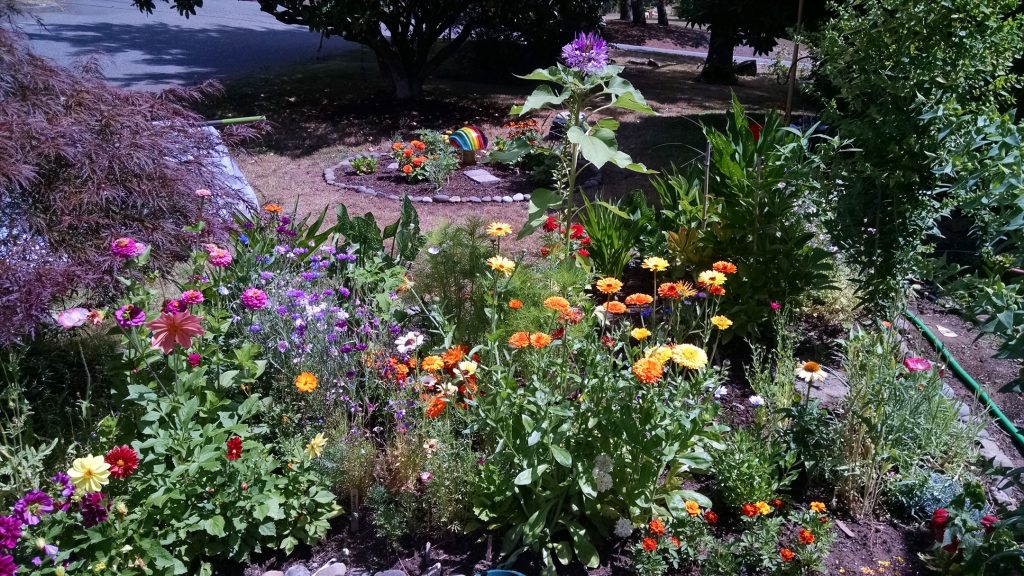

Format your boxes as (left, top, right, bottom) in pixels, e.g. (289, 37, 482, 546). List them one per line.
(180, 290, 205, 306)
(55, 307, 89, 329)
(186, 353, 202, 368)
(111, 237, 145, 259)
(86, 310, 105, 325)
(195, 189, 212, 198)
(770, 300, 781, 311)
(115, 304, 146, 328)
(204, 243, 233, 267)
(981, 514, 999, 533)
(147, 311, 205, 354)
(162, 299, 185, 314)
(240, 288, 268, 310)
(903, 357, 932, 373)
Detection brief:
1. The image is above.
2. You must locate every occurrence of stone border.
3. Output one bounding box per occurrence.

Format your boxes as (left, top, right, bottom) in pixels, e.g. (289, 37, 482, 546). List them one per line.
(323, 155, 532, 204)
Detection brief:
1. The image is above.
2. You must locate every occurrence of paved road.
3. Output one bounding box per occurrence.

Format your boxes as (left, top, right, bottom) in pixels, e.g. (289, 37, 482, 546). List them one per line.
(13, 0, 359, 91)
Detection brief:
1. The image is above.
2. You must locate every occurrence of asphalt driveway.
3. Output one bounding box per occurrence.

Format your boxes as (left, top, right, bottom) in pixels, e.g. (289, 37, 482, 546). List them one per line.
(13, 0, 360, 91)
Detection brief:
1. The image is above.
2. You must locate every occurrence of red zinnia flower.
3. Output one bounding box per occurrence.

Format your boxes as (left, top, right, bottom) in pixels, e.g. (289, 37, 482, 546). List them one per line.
(648, 519, 665, 536)
(704, 511, 718, 524)
(543, 216, 559, 232)
(798, 528, 814, 545)
(741, 503, 758, 518)
(569, 223, 585, 239)
(642, 537, 657, 552)
(105, 445, 140, 479)
(226, 436, 243, 461)
(577, 248, 589, 258)
(780, 548, 795, 562)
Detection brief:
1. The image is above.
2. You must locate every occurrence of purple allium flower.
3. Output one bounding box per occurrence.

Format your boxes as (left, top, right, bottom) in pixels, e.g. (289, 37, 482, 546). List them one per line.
(114, 304, 146, 328)
(110, 237, 146, 259)
(51, 473, 74, 498)
(79, 493, 108, 528)
(13, 491, 54, 526)
(0, 554, 16, 576)
(561, 32, 609, 74)
(240, 288, 268, 310)
(0, 516, 22, 549)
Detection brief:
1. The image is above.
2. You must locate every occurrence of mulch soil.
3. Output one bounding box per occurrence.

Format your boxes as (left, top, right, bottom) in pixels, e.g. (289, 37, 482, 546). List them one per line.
(332, 163, 536, 202)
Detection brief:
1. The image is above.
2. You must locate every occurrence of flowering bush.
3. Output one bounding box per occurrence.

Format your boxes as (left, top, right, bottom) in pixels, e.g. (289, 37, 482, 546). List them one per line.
(390, 130, 459, 189)
(923, 481, 1024, 574)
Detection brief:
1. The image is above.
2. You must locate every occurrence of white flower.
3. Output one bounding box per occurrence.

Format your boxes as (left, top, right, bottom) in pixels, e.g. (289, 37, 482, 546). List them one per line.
(427, 246, 440, 255)
(594, 453, 614, 473)
(441, 382, 459, 397)
(593, 305, 608, 326)
(713, 385, 728, 399)
(423, 438, 438, 456)
(455, 360, 478, 378)
(217, 286, 229, 295)
(395, 331, 424, 354)
(593, 470, 613, 492)
(749, 395, 765, 407)
(614, 517, 634, 538)
(795, 360, 828, 383)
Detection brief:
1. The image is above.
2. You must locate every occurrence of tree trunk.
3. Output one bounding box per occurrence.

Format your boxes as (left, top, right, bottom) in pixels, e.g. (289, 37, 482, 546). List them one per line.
(619, 0, 630, 20)
(656, 0, 669, 25)
(375, 52, 424, 101)
(631, 0, 646, 25)
(701, 27, 737, 84)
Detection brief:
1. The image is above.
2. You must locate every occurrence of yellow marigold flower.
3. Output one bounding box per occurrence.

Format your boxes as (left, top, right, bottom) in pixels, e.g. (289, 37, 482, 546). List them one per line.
(543, 296, 570, 313)
(624, 293, 654, 306)
(711, 315, 733, 330)
(631, 327, 652, 341)
(68, 455, 111, 493)
(605, 301, 627, 314)
(810, 501, 827, 513)
(632, 357, 664, 384)
(508, 331, 531, 348)
(755, 501, 773, 515)
(421, 355, 444, 372)
(486, 222, 512, 237)
(295, 371, 318, 393)
(530, 332, 553, 348)
(671, 344, 708, 370)
(698, 270, 726, 286)
(685, 500, 701, 516)
(641, 256, 669, 272)
(487, 255, 516, 277)
(305, 432, 327, 458)
(596, 277, 623, 294)
(647, 345, 674, 364)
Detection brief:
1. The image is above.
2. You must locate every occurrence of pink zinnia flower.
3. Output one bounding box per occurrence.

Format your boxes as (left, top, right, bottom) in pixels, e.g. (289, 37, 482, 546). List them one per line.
(180, 290, 205, 306)
(55, 307, 89, 329)
(111, 237, 145, 259)
(903, 357, 932, 373)
(162, 299, 185, 314)
(114, 304, 146, 328)
(770, 300, 781, 311)
(186, 353, 202, 368)
(195, 188, 212, 198)
(240, 288, 268, 310)
(204, 243, 233, 267)
(146, 311, 205, 354)
(104, 446, 139, 480)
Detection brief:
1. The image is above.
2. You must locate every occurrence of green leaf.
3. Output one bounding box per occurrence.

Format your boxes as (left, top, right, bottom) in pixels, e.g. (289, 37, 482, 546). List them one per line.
(552, 541, 573, 565)
(566, 521, 600, 568)
(567, 126, 614, 168)
(514, 464, 549, 485)
(611, 91, 656, 115)
(594, 118, 621, 131)
(550, 444, 572, 467)
(204, 515, 226, 537)
(518, 85, 569, 115)
(517, 188, 562, 239)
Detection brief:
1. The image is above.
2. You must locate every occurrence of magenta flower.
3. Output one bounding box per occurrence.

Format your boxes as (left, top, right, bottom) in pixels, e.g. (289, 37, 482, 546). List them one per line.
(79, 493, 108, 528)
(0, 554, 15, 576)
(114, 304, 146, 328)
(180, 290, 205, 306)
(55, 307, 89, 329)
(147, 311, 205, 354)
(161, 299, 185, 314)
(110, 237, 145, 259)
(204, 243, 233, 267)
(0, 516, 22, 549)
(51, 472, 74, 498)
(903, 357, 932, 373)
(195, 188, 212, 198)
(770, 300, 781, 311)
(13, 490, 53, 526)
(240, 288, 268, 310)
(561, 32, 609, 74)
(187, 352, 202, 367)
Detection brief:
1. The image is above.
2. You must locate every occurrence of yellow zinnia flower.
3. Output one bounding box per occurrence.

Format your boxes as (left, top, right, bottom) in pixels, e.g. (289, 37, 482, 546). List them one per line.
(755, 501, 773, 515)
(305, 432, 327, 458)
(641, 257, 669, 272)
(68, 455, 111, 493)
(711, 315, 733, 330)
(630, 327, 651, 341)
(486, 222, 512, 238)
(671, 344, 708, 370)
(487, 255, 516, 277)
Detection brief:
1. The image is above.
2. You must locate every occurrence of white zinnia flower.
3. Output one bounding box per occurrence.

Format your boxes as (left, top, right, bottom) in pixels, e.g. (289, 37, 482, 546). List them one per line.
(395, 331, 424, 354)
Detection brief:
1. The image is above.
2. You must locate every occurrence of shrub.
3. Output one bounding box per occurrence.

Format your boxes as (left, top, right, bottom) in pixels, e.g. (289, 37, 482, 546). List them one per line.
(390, 130, 459, 189)
(710, 428, 797, 511)
(351, 155, 379, 175)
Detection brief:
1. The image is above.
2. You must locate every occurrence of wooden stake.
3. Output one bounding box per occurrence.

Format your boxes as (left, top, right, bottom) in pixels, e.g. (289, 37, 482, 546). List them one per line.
(784, 0, 806, 124)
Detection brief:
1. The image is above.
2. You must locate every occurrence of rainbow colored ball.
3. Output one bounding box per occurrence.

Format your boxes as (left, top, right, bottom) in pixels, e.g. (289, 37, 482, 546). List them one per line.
(449, 126, 488, 151)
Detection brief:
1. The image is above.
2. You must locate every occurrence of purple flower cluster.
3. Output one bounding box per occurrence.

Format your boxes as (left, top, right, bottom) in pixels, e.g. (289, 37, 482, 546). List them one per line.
(561, 32, 609, 74)
(80, 493, 109, 528)
(13, 490, 53, 526)
(240, 287, 269, 310)
(115, 304, 146, 327)
(0, 516, 21, 549)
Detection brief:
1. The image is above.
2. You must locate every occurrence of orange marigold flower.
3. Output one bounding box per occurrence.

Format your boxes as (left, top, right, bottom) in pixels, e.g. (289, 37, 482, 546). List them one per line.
(780, 548, 795, 562)
(263, 203, 284, 214)
(403, 148, 414, 158)
(771, 498, 784, 509)
(707, 285, 726, 296)
(402, 165, 414, 174)
(558, 307, 583, 325)
(392, 142, 403, 151)
(642, 537, 658, 553)
(508, 331, 531, 348)
(632, 357, 664, 384)
(605, 301, 627, 314)
(741, 503, 758, 518)
(712, 260, 737, 274)
(442, 345, 468, 369)
(685, 500, 701, 516)
(411, 139, 426, 151)
(530, 332, 553, 349)
(543, 296, 570, 313)
(669, 536, 681, 548)
(421, 355, 444, 372)
(412, 157, 425, 167)
(294, 372, 318, 393)
(649, 519, 666, 536)
(798, 529, 815, 545)
(425, 395, 447, 419)
(810, 501, 827, 513)
(596, 277, 623, 295)
(625, 293, 654, 306)
(508, 299, 523, 310)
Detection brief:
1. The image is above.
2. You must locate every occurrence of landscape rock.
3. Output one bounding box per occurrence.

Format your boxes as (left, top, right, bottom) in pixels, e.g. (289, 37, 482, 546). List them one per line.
(979, 438, 1013, 468)
(468, 196, 481, 203)
(386, 162, 399, 171)
(419, 197, 433, 203)
(501, 195, 513, 203)
(801, 368, 849, 405)
(512, 193, 525, 202)
(465, 168, 501, 184)
(314, 563, 347, 576)
(433, 194, 450, 202)
(324, 167, 336, 183)
(373, 571, 408, 576)
(449, 196, 461, 203)
(285, 565, 311, 576)
(481, 196, 492, 202)
(263, 571, 285, 576)
(735, 59, 758, 76)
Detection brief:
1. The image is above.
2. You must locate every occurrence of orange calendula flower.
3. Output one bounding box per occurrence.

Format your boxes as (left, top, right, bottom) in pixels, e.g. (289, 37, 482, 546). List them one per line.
(294, 372, 318, 393)
(411, 140, 426, 151)
(712, 260, 737, 274)
(755, 501, 773, 515)
(543, 296, 570, 313)
(798, 529, 815, 545)
(442, 345, 468, 369)
(508, 299, 523, 310)
(402, 165, 414, 174)
(392, 142, 403, 151)
(530, 332, 553, 349)
(698, 270, 727, 287)
(659, 281, 697, 299)
(487, 255, 516, 276)
(425, 395, 447, 419)
(780, 548, 795, 562)
(707, 285, 726, 296)
(810, 501, 827, 513)
(558, 307, 583, 325)
(421, 355, 444, 372)
(685, 500, 701, 516)
(648, 519, 665, 536)
(605, 301, 627, 314)
(624, 293, 654, 306)
(642, 537, 658, 553)
(596, 277, 623, 295)
(508, 331, 531, 349)
(263, 203, 283, 214)
(632, 357, 664, 384)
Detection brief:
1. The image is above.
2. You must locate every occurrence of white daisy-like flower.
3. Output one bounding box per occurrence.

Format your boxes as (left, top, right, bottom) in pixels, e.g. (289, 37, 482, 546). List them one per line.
(441, 382, 459, 397)
(594, 453, 614, 473)
(395, 331, 424, 354)
(593, 304, 608, 326)
(713, 385, 728, 399)
(423, 438, 438, 456)
(795, 360, 828, 383)
(749, 395, 765, 407)
(427, 246, 440, 255)
(593, 471, 613, 492)
(614, 517, 634, 538)
(455, 360, 478, 378)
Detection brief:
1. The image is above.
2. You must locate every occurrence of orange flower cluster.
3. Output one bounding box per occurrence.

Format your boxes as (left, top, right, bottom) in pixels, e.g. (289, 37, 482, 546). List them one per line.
(543, 296, 571, 313)
(508, 331, 553, 349)
(392, 139, 430, 180)
(798, 528, 815, 545)
(642, 518, 687, 555)
(504, 118, 539, 140)
(657, 281, 697, 300)
(412, 344, 481, 420)
(605, 301, 627, 314)
(624, 293, 654, 307)
(508, 299, 523, 310)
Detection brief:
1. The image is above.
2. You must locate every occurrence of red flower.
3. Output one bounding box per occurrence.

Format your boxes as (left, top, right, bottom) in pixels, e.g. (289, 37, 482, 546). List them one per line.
(147, 311, 205, 355)
(569, 223, 585, 239)
(770, 498, 784, 509)
(577, 248, 590, 258)
(780, 548, 795, 562)
(704, 511, 718, 524)
(750, 122, 763, 142)
(579, 236, 591, 246)
(642, 537, 657, 552)
(669, 536, 681, 548)
(104, 445, 139, 479)
(931, 508, 949, 541)
(539, 246, 551, 257)
(741, 503, 758, 518)
(798, 529, 814, 545)
(552, 327, 565, 339)
(648, 519, 666, 536)
(187, 353, 201, 367)
(981, 514, 999, 533)
(543, 216, 559, 232)
(707, 285, 725, 296)
(226, 436, 243, 461)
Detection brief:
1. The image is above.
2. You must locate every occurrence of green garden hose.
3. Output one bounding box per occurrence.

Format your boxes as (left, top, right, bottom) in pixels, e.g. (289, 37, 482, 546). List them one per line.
(904, 310, 1024, 456)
